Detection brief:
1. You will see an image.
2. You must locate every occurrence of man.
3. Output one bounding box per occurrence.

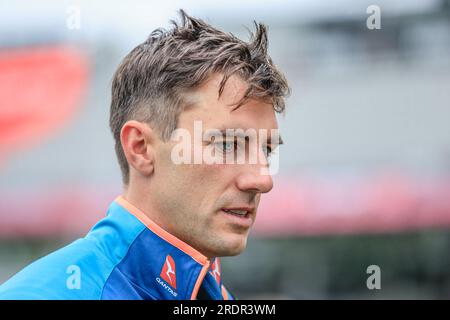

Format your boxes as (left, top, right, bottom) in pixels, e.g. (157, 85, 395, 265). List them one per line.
(0, 10, 289, 300)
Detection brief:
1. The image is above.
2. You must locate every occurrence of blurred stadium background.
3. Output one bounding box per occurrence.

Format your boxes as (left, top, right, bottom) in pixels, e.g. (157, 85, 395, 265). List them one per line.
(1, 0, 450, 299)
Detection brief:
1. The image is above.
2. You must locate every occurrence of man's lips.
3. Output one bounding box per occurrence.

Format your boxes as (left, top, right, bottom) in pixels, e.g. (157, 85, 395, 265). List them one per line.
(223, 204, 255, 214)
(219, 206, 255, 228)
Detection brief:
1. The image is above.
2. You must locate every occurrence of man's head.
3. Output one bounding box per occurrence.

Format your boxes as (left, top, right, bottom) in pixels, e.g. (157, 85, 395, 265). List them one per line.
(109, 10, 290, 258)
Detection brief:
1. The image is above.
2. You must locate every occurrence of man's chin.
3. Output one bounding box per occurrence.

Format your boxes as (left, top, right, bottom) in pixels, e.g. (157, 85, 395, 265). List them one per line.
(211, 236, 248, 257)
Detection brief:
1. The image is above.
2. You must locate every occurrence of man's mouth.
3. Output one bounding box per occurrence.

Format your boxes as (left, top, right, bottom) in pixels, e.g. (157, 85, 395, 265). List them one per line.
(222, 209, 249, 217)
(220, 207, 255, 228)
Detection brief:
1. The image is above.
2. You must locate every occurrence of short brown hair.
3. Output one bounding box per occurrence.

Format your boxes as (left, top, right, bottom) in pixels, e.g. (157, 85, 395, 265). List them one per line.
(109, 9, 290, 185)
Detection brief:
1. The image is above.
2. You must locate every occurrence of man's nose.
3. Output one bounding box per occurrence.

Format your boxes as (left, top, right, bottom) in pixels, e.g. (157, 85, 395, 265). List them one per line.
(235, 166, 274, 194)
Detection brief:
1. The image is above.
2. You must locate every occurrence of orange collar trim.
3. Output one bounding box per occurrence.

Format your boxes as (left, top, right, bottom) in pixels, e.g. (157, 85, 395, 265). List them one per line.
(114, 195, 209, 266)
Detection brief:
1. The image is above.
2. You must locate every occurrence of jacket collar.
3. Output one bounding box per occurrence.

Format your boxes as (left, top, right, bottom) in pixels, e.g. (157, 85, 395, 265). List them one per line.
(111, 196, 225, 300)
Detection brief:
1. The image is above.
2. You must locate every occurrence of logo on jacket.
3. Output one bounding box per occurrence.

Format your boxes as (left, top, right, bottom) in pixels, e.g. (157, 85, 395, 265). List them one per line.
(160, 255, 177, 289)
(209, 258, 221, 285)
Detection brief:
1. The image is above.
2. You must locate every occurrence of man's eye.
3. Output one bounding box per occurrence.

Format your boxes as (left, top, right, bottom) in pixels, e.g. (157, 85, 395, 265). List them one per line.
(217, 141, 235, 153)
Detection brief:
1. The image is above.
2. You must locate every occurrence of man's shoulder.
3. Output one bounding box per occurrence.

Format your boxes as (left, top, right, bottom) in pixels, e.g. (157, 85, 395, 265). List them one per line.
(0, 237, 114, 300)
(0, 202, 148, 300)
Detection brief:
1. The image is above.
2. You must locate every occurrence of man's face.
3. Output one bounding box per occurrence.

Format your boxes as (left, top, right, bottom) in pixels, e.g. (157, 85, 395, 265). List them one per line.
(151, 74, 278, 258)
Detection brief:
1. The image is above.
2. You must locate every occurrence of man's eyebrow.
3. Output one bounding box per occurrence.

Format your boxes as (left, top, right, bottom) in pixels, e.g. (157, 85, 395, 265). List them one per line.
(213, 128, 284, 146)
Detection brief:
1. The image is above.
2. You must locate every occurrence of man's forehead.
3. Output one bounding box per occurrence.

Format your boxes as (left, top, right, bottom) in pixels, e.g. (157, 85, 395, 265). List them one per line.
(180, 73, 279, 132)
(182, 73, 251, 112)
(199, 73, 249, 104)
(181, 105, 279, 132)
(184, 78, 276, 116)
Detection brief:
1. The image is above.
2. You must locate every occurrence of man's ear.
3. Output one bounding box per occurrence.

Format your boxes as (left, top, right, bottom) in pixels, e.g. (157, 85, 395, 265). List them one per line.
(120, 120, 157, 178)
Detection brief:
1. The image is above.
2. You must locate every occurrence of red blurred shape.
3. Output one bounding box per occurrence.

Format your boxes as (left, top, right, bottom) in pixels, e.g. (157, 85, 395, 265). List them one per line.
(256, 175, 450, 236)
(1, 175, 450, 238)
(0, 46, 89, 162)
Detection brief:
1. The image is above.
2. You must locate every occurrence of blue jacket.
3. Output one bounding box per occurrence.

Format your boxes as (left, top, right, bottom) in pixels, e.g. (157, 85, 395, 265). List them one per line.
(0, 196, 234, 300)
